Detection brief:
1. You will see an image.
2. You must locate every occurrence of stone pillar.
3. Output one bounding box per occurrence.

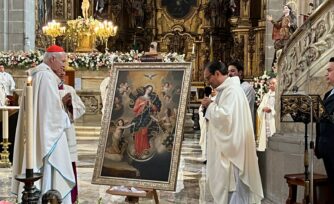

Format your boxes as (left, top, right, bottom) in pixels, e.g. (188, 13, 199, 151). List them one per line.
(0, 0, 9, 50)
(0, 0, 25, 51)
(24, 0, 35, 50)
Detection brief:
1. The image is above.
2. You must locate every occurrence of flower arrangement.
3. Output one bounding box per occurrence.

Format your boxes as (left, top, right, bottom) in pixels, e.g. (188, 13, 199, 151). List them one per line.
(0, 50, 43, 68)
(68, 51, 185, 69)
(0, 50, 186, 70)
(250, 70, 277, 106)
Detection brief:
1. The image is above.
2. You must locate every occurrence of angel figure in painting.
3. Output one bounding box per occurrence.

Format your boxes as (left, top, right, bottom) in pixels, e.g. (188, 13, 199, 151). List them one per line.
(159, 108, 175, 134)
(118, 82, 130, 95)
(105, 119, 134, 161)
(129, 85, 161, 159)
(267, 4, 297, 63)
(82, 0, 90, 19)
(161, 82, 172, 96)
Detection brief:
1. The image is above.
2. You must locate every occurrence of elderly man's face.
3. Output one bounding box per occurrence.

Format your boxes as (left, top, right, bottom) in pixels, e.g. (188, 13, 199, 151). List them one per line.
(0, 65, 4, 72)
(50, 53, 67, 78)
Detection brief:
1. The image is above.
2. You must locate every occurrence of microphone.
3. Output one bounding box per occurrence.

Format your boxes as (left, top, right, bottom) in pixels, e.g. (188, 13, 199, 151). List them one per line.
(203, 86, 212, 116)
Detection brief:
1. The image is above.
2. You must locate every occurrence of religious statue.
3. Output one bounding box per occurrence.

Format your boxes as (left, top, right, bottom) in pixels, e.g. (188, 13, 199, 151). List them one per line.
(95, 0, 105, 14)
(267, 4, 297, 62)
(127, 0, 144, 28)
(82, 0, 90, 19)
(205, 0, 220, 27)
(167, 32, 185, 54)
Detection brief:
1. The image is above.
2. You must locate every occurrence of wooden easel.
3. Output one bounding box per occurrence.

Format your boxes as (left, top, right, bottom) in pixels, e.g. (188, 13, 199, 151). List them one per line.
(106, 187, 159, 204)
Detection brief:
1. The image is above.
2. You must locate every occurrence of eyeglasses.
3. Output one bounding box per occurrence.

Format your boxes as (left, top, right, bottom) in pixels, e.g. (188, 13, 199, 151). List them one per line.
(204, 73, 213, 82)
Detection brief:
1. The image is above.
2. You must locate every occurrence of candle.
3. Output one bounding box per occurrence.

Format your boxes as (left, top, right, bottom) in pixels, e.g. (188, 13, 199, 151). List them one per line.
(210, 35, 213, 47)
(2, 109, 8, 140)
(192, 43, 195, 54)
(26, 76, 33, 170)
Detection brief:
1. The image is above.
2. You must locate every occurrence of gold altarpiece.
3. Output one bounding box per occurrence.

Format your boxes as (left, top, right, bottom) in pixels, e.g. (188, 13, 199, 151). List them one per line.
(35, 0, 265, 81)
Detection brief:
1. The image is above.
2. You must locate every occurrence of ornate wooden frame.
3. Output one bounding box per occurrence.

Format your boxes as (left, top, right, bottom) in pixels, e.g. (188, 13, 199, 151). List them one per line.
(92, 62, 192, 190)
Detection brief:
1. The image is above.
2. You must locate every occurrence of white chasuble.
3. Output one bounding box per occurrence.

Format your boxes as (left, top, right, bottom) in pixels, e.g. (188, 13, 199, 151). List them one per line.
(0, 72, 16, 96)
(0, 83, 6, 106)
(256, 90, 276, 152)
(205, 77, 263, 204)
(241, 81, 256, 123)
(60, 84, 86, 162)
(100, 76, 111, 115)
(199, 95, 216, 160)
(11, 63, 75, 203)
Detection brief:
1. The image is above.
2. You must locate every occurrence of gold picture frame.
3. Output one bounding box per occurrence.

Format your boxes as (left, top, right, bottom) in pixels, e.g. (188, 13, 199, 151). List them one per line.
(92, 62, 192, 191)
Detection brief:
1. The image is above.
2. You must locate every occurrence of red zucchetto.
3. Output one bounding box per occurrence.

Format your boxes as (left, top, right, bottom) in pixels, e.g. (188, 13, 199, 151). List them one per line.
(46, 45, 64, 52)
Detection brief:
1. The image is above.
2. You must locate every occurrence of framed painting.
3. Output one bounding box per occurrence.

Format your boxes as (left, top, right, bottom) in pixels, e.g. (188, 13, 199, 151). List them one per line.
(161, 0, 197, 19)
(92, 62, 192, 190)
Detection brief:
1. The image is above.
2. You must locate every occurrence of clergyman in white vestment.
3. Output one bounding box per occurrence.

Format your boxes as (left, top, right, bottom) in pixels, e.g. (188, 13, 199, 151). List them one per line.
(228, 61, 256, 124)
(256, 78, 276, 152)
(58, 69, 86, 202)
(201, 61, 263, 204)
(0, 64, 16, 96)
(198, 89, 216, 161)
(0, 82, 6, 106)
(11, 45, 75, 203)
(100, 69, 112, 116)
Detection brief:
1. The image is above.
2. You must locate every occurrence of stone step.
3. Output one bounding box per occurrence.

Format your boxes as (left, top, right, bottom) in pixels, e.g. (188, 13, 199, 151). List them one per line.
(75, 126, 101, 137)
(75, 125, 101, 131)
(77, 136, 100, 142)
(76, 130, 100, 137)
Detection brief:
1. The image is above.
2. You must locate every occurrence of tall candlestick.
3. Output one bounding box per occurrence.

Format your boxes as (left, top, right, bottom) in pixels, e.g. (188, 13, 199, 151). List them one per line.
(26, 76, 33, 171)
(2, 109, 8, 139)
(192, 43, 195, 54)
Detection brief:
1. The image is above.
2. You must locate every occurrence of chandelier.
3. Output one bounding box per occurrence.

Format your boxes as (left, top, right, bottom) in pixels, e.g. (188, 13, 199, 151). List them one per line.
(94, 20, 118, 52)
(42, 20, 66, 44)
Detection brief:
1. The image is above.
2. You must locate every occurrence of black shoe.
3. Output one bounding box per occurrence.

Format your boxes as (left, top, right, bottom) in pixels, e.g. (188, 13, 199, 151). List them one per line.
(203, 160, 207, 164)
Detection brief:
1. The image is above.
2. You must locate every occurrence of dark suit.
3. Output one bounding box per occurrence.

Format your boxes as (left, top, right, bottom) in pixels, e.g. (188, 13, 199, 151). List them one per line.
(316, 89, 334, 191)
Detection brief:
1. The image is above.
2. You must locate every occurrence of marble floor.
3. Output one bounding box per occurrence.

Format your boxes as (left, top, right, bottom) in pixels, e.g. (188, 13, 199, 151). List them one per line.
(0, 130, 273, 204)
(76, 132, 215, 204)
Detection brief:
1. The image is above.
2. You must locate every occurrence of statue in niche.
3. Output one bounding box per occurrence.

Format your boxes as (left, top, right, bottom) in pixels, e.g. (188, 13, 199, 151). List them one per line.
(94, 0, 111, 20)
(267, 4, 297, 63)
(46, 0, 52, 21)
(128, 0, 144, 28)
(168, 32, 186, 54)
(40, 0, 52, 25)
(95, 0, 105, 14)
(205, 0, 220, 27)
(110, 1, 122, 22)
(231, 36, 244, 64)
(82, 0, 90, 19)
(143, 0, 154, 27)
(38, 0, 45, 29)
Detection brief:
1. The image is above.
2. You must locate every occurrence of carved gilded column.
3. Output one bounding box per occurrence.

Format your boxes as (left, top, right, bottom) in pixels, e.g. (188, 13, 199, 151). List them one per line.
(239, 0, 251, 26)
(231, 0, 265, 78)
(52, 0, 74, 21)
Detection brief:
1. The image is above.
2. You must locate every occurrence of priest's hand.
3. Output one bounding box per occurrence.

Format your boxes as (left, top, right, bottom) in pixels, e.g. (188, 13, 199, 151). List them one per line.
(62, 93, 72, 106)
(201, 97, 212, 108)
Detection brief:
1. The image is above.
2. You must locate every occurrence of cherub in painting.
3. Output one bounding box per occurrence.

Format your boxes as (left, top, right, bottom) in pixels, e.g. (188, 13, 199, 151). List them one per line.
(105, 119, 134, 161)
